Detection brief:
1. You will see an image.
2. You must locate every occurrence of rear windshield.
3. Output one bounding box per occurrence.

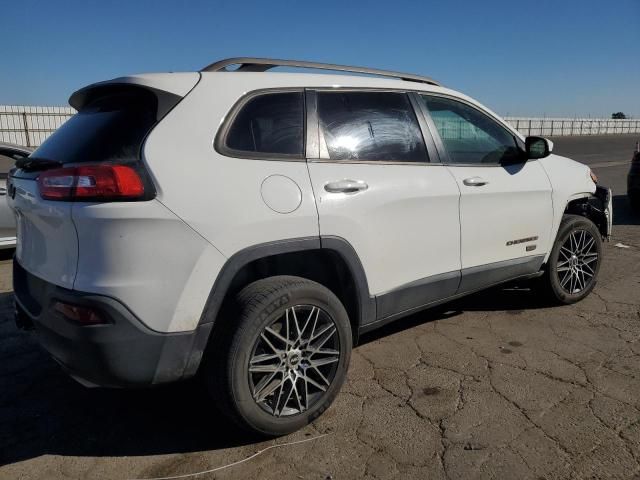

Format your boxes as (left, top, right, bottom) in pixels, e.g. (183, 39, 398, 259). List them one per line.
(31, 88, 158, 165)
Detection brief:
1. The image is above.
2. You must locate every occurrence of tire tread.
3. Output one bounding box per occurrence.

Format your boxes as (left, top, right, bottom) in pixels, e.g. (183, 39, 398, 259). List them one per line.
(541, 214, 602, 304)
(204, 275, 350, 436)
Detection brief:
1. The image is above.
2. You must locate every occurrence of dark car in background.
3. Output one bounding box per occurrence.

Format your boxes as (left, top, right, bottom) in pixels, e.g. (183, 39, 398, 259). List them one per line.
(629, 143, 640, 211)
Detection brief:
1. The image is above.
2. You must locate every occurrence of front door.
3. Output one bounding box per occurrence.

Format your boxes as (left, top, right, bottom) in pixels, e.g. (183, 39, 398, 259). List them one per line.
(418, 94, 553, 292)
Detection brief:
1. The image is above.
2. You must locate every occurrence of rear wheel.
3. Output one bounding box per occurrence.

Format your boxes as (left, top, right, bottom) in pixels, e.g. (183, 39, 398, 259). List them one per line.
(205, 276, 352, 436)
(542, 214, 602, 304)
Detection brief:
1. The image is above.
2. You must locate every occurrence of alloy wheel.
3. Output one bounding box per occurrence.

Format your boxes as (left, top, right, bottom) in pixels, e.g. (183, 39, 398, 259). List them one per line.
(248, 305, 340, 417)
(556, 229, 599, 294)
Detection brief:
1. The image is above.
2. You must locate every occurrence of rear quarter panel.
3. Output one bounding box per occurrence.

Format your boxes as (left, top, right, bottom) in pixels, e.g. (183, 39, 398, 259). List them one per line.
(141, 74, 320, 257)
(72, 200, 226, 332)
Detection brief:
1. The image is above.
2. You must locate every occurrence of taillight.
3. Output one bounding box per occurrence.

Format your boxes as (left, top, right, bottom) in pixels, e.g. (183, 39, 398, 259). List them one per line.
(53, 301, 108, 325)
(37, 165, 144, 201)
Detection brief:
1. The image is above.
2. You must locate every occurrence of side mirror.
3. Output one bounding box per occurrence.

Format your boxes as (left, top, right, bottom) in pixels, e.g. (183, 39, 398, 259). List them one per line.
(525, 136, 553, 159)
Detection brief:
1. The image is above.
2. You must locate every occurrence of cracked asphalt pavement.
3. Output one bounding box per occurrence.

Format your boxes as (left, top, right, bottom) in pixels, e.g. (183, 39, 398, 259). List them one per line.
(1, 135, 639, 479)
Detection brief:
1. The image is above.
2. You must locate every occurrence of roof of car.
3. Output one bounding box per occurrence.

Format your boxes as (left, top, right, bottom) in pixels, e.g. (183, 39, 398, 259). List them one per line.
(200, 57, 443, 87)
(68, 59, 518, 139)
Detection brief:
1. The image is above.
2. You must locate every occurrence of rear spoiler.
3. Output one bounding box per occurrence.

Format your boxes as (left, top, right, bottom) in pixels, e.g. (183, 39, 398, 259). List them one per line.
(69, 72, 201, 119)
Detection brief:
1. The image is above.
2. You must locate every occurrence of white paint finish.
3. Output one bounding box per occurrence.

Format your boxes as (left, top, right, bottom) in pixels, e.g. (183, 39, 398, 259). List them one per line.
(0, 178, 16, 241)
(6, 70, 609, 337)
(9, 178, 78, 288)
(547, 139, 555, 153)
(261, 175, 302, 214)
(142, 75, 320, 257)
(0, 149, 17, 244)
(76, 73, 201, 98)
(538, 154, 597, 261)
(72, 200, 226, 332)
(446, 161, 553, 269)
(307, 162, 461, 295)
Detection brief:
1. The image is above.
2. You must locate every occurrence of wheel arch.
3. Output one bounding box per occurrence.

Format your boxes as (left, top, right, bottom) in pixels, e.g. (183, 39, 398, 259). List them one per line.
(197, 236, 375, 347)
(563, 188, 611, 239)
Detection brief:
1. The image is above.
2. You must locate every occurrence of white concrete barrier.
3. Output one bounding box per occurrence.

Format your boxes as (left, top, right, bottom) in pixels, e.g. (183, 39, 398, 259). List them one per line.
(504, 117, 640, 137)
(0, 105, 638, 148)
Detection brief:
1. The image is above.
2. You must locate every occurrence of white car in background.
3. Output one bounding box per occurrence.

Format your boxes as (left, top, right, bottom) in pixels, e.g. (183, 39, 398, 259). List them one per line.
(0, 143, 32, 249)
(9, 58, 612, 436)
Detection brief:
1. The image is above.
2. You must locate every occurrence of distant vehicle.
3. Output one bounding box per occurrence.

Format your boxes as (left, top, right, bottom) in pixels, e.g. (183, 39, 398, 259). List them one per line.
(629, 142, 640, 210)
(9, 57, 613, 436)
(0, 143, 32, 249)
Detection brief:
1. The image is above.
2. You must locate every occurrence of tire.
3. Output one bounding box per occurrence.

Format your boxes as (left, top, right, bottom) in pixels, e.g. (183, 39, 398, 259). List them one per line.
(541, 214, 603, 304)
(204, 275, 352, 436)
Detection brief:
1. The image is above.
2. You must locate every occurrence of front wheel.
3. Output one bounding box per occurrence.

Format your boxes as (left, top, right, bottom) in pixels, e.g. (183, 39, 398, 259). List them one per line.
(204, 276, 352, 436)
(542, 214, 603, 304)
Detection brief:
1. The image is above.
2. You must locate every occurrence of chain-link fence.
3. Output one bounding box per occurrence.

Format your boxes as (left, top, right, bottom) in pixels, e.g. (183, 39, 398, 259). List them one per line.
(1, 105, 639, 148)
(0, 105, 75, 147)
(504, 117, 640, 137)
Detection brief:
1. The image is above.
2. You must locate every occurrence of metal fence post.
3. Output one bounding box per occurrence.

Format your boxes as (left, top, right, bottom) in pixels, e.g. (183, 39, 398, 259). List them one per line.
(22, 112, 30, 147)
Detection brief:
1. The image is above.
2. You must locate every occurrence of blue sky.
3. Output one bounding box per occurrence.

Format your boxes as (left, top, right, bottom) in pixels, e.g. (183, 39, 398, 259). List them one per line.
(1, 0, 638, 116)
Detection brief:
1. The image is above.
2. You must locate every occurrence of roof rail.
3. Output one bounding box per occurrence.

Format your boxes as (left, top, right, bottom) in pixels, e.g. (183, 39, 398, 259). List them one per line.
(200, 57, 442, 86)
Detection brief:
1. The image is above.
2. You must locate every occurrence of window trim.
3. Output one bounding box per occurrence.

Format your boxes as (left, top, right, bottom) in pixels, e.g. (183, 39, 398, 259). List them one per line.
(308, 88, 439, 165)
(417, 92, 526, 167)
(214, 86, 525, 166)
(305, 89, 320, 159)
(214, 88, 307, 162)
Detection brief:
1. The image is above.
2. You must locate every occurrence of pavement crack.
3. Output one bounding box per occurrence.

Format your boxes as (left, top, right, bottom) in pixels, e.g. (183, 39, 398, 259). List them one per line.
(486, 362, 573, 459)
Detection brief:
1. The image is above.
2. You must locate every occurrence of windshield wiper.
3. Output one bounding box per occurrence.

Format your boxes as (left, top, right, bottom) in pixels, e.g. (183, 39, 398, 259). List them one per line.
(15, 157, 62, 172)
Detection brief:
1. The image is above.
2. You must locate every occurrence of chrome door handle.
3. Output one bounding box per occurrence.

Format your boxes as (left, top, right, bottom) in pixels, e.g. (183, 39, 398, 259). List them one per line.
(463, 176, 489, 187)
(0, 187, 6, 196)
(324, 179, 368, 194)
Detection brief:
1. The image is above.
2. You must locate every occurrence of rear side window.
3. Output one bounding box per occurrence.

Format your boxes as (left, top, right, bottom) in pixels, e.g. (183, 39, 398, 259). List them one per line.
(31, 88, 158, 165)
(224, 92, 304, 157)
(317, 91, 428, 162)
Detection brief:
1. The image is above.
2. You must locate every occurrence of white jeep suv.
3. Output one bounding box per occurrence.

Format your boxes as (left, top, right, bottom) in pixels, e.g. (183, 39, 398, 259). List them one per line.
(9, 58, 612, 436)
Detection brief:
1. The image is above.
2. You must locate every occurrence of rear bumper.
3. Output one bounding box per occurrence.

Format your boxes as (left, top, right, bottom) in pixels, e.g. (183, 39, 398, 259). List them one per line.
(13, 260, 212, 388)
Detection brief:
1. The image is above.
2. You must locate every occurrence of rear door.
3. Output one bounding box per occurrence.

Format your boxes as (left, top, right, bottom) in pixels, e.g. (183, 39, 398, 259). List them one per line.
(417, 94, 553, 292)
(306, 90, 461, 323)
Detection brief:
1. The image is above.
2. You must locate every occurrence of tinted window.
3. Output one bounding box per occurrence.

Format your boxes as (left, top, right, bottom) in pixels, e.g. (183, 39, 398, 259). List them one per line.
(32, 88, 158, 165)
(421, 95, 521, 165)
(226, 92, 304, 156)
(317, 92, 428, 162)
